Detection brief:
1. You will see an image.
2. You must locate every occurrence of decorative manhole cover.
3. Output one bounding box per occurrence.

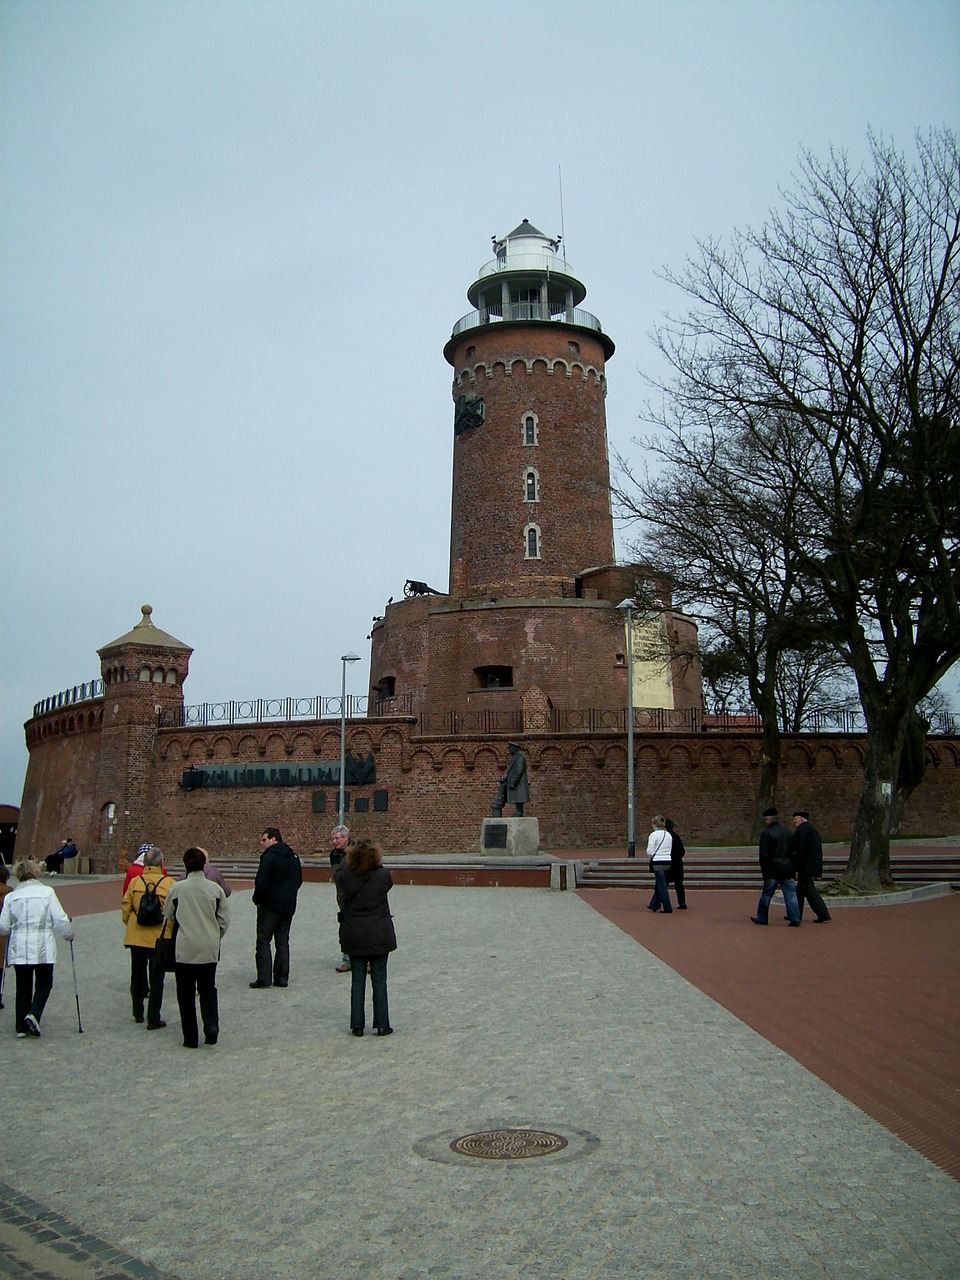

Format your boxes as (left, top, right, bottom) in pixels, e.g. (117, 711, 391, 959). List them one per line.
(449, 1128, 569, 1160)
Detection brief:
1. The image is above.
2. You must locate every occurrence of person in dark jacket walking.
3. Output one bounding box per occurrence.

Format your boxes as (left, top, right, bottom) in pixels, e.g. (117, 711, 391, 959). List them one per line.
(250, 827, 302, 988)
(334, 839, 397, 1037)
(789, 810, 831, 923)
(751, 807, 801, 925)
(664, 817, 687, 909)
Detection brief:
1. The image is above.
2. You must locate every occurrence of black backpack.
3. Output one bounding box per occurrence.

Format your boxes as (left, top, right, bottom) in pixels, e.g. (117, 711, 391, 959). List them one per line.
(136, 877, 164, 927)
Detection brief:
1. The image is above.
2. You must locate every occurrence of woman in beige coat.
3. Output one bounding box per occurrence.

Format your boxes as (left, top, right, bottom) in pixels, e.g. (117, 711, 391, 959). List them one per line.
(163, 847, 230, 1048)
(121, 846, 175, 1028)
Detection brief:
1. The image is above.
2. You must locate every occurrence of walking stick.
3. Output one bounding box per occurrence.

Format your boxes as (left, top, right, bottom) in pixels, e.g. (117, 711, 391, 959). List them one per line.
(0, 955, 5, 1010)
(69, 937, 83, 1033)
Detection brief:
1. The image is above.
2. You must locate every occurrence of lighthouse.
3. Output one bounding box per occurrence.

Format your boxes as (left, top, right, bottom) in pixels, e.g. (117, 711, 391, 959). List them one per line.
(369, 221, 701, 730)
(444, 218, 616, 601)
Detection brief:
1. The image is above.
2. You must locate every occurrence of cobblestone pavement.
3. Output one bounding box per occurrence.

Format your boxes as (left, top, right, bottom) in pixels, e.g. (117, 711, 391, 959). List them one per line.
(2, 884, 959, 1279)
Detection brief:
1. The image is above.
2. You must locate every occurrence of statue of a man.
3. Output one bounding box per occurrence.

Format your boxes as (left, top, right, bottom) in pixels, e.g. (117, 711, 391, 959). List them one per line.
(492, 742, 530, 817)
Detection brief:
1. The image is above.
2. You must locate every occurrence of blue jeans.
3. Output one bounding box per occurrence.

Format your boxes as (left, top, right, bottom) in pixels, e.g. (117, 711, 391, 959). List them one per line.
(350, 954, 390, 1031)
(755, 878, 800, 924)
(648, 863, 673, 912)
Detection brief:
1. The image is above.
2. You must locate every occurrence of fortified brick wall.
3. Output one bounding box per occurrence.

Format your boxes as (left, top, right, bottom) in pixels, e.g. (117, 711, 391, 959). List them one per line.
(17, 709, 960, 866)
(18, 710, 103, 860)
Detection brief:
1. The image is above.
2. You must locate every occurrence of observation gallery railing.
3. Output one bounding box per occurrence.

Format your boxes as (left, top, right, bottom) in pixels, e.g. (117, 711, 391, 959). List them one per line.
(450, 303, 603, 338)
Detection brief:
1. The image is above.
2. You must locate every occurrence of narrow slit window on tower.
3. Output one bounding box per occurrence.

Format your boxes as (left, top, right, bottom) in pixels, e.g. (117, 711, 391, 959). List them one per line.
(525, 523, 541, 559)
(522, 412, 538, 446)
(525, 469, 539, 502)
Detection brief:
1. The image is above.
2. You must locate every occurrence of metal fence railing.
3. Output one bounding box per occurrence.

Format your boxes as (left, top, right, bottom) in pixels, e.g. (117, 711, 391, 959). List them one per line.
(157, 693, 416, 729)
(33, 679, 104, 718)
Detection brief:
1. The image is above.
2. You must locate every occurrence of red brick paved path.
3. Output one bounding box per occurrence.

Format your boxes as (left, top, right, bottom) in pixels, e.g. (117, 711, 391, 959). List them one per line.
(580, 887, 960, 1181)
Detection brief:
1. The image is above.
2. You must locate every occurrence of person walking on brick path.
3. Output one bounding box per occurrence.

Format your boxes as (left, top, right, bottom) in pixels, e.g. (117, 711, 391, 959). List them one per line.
(646, 816, 673, 913)
(789, 810, 832, 923)
(164, 847, 230, 1048)
(250, 827, 302, 988)
(121, 846, 176, 1028)
(664, 817, 687, 909)
(751, 807, 801, 926)
(330, 824, 352, 972)
(335, 838, 397, 1037)
(0, 864, 12, 1008)
(0, 858, 74, 1037)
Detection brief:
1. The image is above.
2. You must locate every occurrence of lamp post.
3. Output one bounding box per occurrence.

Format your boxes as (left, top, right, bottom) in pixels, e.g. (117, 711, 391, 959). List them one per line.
(338, 652, 361, 826)
(617, 599, 637, 858)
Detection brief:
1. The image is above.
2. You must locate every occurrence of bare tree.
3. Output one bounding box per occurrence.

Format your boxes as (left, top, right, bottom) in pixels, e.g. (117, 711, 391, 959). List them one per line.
(773, 647, 859, 734)
(616, 443, 828, 834)
(620, 130, 960, 889)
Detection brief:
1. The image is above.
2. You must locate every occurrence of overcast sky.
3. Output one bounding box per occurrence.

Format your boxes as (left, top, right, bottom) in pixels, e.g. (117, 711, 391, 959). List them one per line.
(2, 0, 958, 806)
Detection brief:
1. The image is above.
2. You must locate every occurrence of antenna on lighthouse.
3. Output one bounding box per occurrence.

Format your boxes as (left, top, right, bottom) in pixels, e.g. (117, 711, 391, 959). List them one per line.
(558, 165, 566, 255)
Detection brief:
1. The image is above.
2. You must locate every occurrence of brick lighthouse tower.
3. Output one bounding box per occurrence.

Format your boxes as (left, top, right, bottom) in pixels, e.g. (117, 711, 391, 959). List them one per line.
(445, 219, 615, 601)
(369, 220, 700, 729)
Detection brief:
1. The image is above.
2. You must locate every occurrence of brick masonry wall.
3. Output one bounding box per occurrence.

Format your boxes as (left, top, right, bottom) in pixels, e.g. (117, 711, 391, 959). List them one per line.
(19, 707, 104, 861)
(17, 708, 960, 865)
(370, 599, 703, 726)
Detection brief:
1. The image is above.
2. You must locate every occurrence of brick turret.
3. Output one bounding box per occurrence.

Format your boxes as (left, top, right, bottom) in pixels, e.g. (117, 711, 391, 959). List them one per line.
(93, 605, 192, 863)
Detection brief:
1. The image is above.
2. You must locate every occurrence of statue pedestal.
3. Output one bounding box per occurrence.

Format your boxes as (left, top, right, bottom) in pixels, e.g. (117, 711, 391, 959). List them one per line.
(480, 817, 540, 856)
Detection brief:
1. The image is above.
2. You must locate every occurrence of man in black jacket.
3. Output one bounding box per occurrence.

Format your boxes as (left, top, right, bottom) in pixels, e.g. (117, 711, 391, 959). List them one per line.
(789, 810, 832, 923)
(751, 807, 801, 925)
(250, 827, 303, 988)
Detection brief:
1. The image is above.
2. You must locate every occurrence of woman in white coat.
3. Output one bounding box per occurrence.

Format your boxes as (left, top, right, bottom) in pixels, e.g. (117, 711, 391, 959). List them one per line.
(0, 859, 74, 1037)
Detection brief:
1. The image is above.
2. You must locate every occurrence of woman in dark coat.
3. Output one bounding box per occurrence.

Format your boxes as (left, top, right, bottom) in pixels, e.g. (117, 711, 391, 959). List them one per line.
(334, 839, 397, 1037)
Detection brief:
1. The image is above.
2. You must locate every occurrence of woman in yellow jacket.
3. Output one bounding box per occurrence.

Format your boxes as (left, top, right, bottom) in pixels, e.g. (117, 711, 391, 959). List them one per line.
(121, 846, 176, 1029)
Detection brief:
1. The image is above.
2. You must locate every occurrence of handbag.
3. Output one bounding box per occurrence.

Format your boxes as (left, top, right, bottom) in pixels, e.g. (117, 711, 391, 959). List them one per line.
(154, 918, 178, 973)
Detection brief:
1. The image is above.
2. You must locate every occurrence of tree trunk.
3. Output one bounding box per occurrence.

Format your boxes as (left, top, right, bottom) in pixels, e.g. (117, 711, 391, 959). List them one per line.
(751, 720, 781, 842)
(890, 711, 930, 835)
(845, 726, 901, 890)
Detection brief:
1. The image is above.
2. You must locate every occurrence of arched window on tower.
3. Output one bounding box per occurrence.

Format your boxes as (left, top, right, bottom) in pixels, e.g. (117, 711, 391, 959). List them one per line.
(522, 412, 539, 446)
(524, 469, 539, 502)
(99, 802, 116, 841)
(524, 523, 541, 559)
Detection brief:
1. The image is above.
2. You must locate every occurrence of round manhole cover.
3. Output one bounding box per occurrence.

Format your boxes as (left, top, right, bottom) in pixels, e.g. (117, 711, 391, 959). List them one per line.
(449, 1128, 569, 1160)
